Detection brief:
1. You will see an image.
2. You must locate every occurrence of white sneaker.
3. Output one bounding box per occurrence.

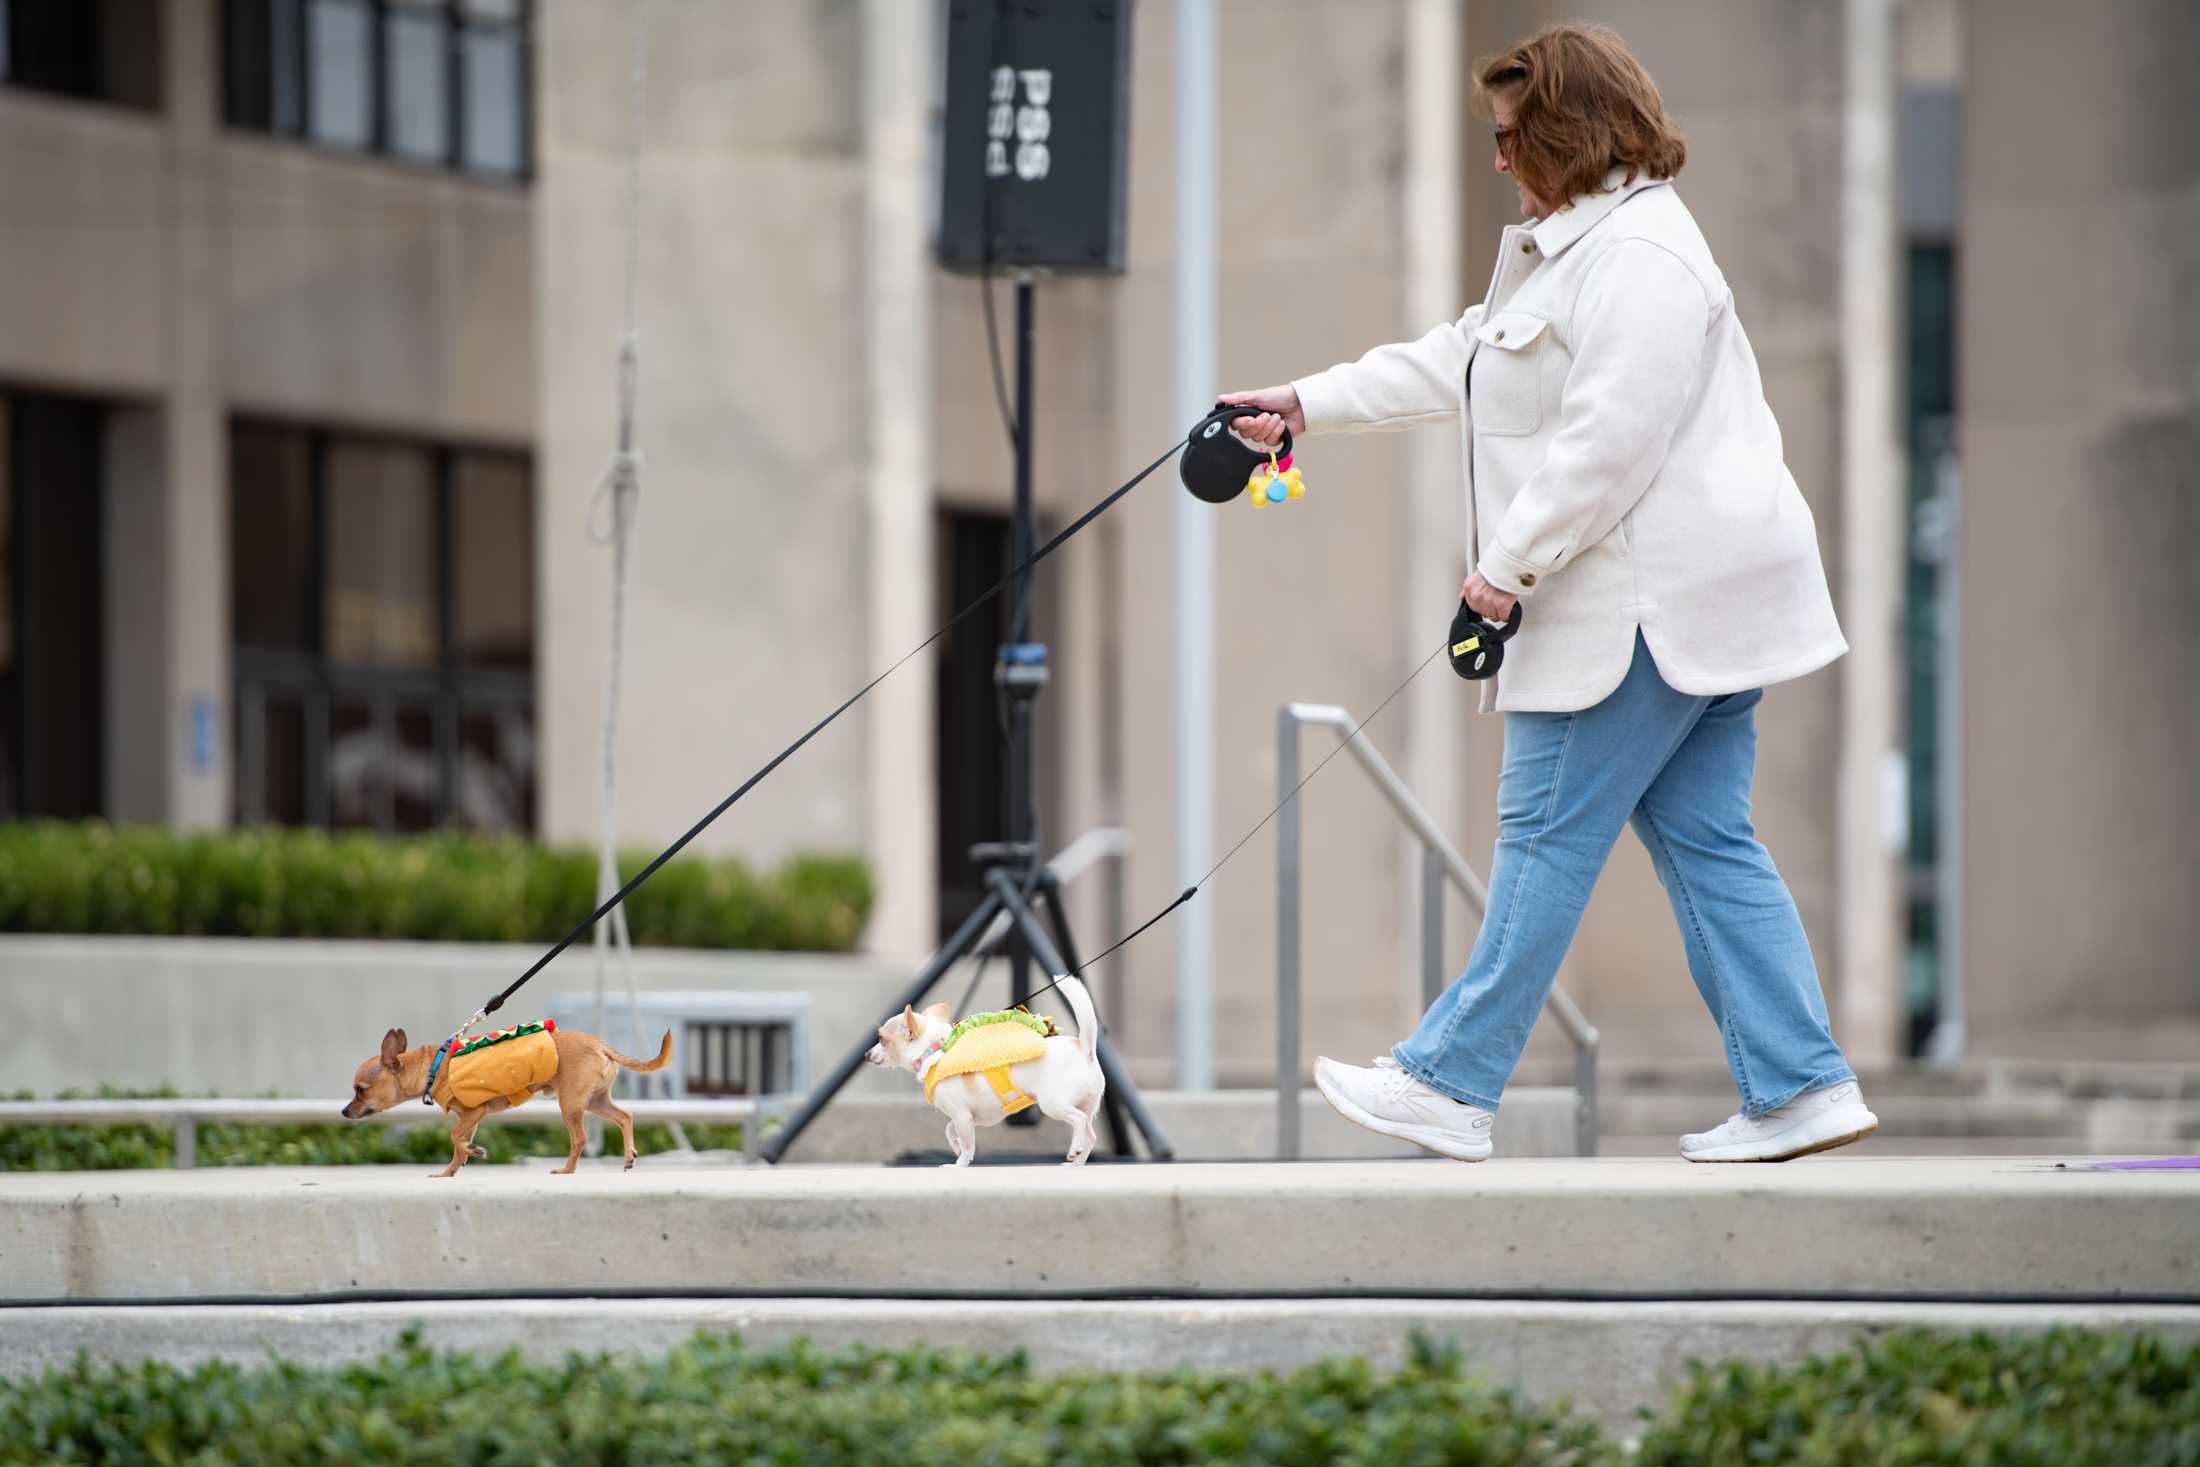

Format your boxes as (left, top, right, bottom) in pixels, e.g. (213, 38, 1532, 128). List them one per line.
(1314, 1055, 1495, 1162)
(1680, 1080, 1878, 1162)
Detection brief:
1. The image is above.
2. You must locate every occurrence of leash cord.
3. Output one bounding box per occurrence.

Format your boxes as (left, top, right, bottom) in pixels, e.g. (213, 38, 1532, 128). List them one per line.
(1019, 639, 1448, 1012)
(481, 436, 1189, 1016)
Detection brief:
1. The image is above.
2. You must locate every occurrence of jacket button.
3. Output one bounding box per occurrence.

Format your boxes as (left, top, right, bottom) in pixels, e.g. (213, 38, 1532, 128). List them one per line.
(1494, 329, 1506, 341)
(1522, 241, 1536, 254)
(1519, 573, 1537, 587)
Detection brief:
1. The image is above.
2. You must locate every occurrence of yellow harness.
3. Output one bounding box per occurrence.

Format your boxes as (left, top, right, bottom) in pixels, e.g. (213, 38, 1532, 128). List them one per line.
(922, 1019, 1051, 1115)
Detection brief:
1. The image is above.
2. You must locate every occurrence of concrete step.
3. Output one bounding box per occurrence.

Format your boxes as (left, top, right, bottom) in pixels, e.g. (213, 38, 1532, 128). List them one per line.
(6, 1156, 2193, 1307)
(7, 1297, 2197, 1434)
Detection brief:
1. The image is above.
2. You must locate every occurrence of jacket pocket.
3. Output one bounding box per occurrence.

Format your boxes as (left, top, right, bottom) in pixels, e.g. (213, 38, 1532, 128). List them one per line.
(1470, 312, 1549, 437)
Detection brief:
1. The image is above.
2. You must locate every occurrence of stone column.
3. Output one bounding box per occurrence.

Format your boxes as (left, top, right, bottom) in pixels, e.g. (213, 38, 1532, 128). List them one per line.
(107, 0, 229, 828)
(858, 0, 939, 960)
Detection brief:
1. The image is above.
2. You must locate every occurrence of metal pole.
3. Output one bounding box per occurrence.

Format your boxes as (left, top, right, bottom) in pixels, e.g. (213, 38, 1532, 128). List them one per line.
(1837, 0, 1904, 1065)
(1574, 1038, 1599, 1157)
(1171, 0, 1217, 1091)
(1927, 439, 1966, 1062)
(1008, 277, 1037, 1011)
(1399, 0, 1464, 1018)
(1275, 708, 1301, 1159)
(1421, 845, 1446, 1009)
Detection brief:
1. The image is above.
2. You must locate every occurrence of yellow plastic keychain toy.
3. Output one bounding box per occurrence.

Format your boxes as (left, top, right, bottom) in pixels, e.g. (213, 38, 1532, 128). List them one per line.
(1246, 446, 1307, 509)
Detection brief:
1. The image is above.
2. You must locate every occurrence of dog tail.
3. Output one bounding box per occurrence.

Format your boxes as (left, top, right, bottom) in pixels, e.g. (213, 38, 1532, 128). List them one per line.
(1056, 974, 1100, 1063)
(608, 1030, 674, 1073)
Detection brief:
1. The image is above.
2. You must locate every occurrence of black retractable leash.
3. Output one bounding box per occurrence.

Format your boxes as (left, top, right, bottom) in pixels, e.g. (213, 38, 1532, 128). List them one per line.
(463, 405, 1518, 1033)
(1449, 599, 1521, 680)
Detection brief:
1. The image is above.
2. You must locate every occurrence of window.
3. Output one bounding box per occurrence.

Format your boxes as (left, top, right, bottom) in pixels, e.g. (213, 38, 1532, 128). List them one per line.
(0, 390, 108, 821)
(0, 0, 163, 109)
(222, 0, 530, 179)
(932, 507, 1066, 941)
(231, 421, 536, 834)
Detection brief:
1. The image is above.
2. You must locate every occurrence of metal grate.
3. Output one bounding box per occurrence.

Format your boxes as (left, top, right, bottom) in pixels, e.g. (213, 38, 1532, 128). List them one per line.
(683, 1019, 793, 1098)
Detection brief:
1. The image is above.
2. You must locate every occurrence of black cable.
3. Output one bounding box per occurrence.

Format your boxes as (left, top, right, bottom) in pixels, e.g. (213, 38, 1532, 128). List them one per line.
(979, 265, 1020, 449)
(482, 436, 1189, 1016)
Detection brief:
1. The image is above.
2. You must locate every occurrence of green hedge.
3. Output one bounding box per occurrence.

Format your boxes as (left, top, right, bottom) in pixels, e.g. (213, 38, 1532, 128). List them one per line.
(0, 1087, 743, 1172)
(0, 1333, 1611, 1467)
(1635, 1326, 2200, 1465)
(0, 821, 870, 950)
(4, 1328, 2194, 1466)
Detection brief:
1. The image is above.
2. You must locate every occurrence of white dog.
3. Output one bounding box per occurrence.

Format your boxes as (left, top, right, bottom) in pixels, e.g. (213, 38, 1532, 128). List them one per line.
(865, 975, 1105, 1167)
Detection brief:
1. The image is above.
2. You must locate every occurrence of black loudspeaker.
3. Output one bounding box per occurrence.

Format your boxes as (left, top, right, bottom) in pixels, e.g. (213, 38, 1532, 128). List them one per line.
(937, 0, 1134, 275)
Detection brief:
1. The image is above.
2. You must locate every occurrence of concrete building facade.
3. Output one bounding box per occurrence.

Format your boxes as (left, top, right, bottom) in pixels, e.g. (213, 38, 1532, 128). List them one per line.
(3, 0, 2192, 1086)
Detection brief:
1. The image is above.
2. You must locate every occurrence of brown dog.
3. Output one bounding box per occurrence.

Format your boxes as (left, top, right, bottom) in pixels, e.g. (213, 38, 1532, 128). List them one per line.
(342, 1025, 672, 1178)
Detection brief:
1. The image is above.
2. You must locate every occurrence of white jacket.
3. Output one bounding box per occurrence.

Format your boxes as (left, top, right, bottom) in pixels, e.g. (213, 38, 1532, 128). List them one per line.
(1292, 168, 1847, 712)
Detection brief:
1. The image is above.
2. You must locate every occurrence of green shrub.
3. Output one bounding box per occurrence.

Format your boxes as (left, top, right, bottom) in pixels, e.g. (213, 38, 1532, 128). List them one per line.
(0, 821, 870, 950)
(0, 1087, 743, 1172)
(3, 1326, 2195, 1464)
(1633, 1326, 2200, 1466)
(0, 1332, 1614, 1467)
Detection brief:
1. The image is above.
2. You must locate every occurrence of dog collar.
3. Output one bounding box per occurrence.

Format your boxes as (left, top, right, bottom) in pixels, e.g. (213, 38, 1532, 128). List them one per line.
(421, 1035, 457, 1106)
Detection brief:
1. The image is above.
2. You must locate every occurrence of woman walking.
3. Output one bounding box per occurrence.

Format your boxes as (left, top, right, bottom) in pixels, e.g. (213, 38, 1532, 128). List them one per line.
(1222, 23, 1875, 1163)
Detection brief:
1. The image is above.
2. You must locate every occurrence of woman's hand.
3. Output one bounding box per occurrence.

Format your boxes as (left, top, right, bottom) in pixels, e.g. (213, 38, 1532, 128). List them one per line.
(1461, 572, 1518, 623)
(1215, 385, 1305, 448)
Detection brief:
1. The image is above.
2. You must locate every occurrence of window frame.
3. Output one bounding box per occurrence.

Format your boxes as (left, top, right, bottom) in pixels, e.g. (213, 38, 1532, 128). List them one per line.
(220, 0, 532, 184)
(230, 419, 536, 834)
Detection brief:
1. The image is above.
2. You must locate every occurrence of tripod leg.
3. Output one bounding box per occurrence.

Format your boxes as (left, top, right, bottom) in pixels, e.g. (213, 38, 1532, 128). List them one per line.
(1037, 878, 1136, 1158)
(988, 871, 1175, 1161)
(759, 890, 1004, 1163)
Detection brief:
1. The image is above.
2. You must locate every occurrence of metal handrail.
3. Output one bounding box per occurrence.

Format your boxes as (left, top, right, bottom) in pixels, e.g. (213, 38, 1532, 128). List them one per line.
(1277, 703, 1600, 1157)
(0, 1097, 775, 1168)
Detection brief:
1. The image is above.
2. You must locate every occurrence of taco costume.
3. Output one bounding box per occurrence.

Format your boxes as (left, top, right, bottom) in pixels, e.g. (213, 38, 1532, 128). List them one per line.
(427, 1020, 560, 1112)
(921, 1010, 1058, 1115)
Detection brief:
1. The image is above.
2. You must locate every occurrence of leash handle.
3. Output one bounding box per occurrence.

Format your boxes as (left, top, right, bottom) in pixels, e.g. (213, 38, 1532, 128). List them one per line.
(1198, 402, 1295, 459)
(1449, 599, 1522, 681)
(1181, 404, 1295, 504)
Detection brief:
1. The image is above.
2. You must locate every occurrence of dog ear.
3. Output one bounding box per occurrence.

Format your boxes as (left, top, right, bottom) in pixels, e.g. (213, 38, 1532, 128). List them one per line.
(923, 1003, 951, 1021)
(381, 1028, 406, 1066)
(902, 1005, 917, 1036)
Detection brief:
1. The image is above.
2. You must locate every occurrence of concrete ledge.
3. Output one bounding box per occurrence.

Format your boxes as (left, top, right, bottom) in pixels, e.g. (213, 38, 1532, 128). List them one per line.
(774, 1087, 1582, 1162)
(5, 1157, 2193, 1305)
(6, 1298, 2197, 1432)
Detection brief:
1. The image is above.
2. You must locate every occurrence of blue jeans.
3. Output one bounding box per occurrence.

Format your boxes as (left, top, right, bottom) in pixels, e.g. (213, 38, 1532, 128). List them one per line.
(1394, 633, 1854, 1116)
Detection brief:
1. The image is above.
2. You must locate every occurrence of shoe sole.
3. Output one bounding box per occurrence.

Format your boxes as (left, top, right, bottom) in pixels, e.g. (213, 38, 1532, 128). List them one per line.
(1314, 1067, 1493, 1162)
(1682, 1112, 1879, 1164)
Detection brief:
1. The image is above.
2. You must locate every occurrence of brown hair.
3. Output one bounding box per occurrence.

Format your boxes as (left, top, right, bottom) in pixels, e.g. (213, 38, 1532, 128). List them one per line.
(1473, 23, 1686, 210)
